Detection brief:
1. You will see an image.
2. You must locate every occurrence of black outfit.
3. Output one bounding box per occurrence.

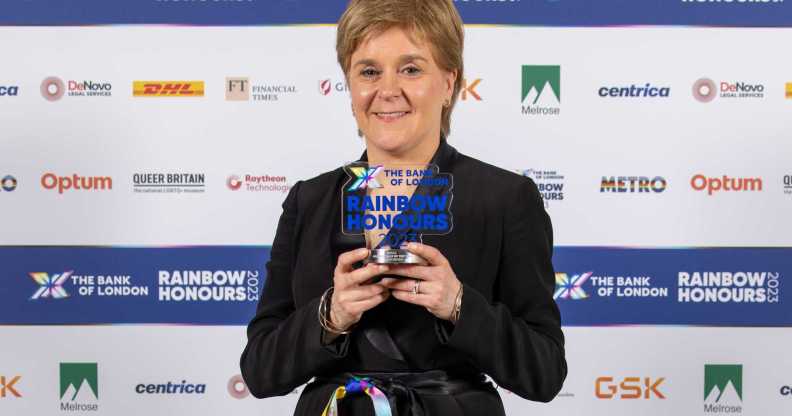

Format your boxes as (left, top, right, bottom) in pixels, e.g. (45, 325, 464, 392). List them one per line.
(240, 139, 567, 415)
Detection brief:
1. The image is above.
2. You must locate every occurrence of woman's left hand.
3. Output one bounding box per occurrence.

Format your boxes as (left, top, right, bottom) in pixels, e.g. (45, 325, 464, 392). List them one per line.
(380, 242, 462, 321)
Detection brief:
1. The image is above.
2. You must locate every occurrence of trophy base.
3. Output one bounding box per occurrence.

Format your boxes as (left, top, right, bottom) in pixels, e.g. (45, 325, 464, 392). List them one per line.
(366, 248, 428, 265)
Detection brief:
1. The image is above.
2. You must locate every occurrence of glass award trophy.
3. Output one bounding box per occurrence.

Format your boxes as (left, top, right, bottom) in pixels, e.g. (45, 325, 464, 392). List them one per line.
(342, 162, 453, 266)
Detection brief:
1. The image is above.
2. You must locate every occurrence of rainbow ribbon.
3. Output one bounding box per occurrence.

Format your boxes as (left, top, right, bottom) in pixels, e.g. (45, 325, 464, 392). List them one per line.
(322, 376, 392, 416)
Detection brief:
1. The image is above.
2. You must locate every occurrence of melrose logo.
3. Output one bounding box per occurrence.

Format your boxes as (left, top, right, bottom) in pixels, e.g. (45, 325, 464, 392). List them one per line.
(691, 174, 762, 195)
(704, 364, 742, 414)
(521, 65, 560, 116)
(60, 363, 98, 412)
(41, 173, 112, 194)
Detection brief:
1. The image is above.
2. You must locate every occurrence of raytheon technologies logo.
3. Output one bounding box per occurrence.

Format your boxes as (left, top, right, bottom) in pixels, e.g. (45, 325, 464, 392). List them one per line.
(704, 364, 742, 414)
(60, 363, 98, 412)
(521, 65, 560, 116)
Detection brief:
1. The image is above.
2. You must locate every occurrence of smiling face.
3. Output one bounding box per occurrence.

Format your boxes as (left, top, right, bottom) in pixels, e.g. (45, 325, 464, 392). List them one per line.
(348, 26, 456, 162)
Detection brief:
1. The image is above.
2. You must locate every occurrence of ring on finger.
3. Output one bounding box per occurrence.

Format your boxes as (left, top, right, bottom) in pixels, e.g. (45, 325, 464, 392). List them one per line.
(413, 280, 421, 295)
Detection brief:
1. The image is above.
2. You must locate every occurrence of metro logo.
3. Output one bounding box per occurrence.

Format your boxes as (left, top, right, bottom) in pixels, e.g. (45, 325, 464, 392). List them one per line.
(133, 81, 204, 97)
(595, 377, 666, 399)
(0, 375, 21, 398)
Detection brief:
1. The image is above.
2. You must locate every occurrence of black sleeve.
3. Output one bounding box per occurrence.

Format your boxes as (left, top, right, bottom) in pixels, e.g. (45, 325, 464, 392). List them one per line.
(239, 181, 351, 398)
(437, 177, 567, 402)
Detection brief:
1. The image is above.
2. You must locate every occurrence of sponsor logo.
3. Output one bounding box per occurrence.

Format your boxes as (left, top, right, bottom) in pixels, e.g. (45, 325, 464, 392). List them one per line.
(516, 169, 564, 209)
(226, 174, 290, 193)
(598, 83, 670, 98)
(459, 78, 482, 101)
(693, 77, 764, 102)
(678, 271, 780, 303)
(0, 375, 22, 398)
(227, 77, 297, 102)
(41, 77, 66, 101)
(690, 174, 762, 195)
(786, 83, 792, 99)
(704, 364, 742, 414)
(67, 80, 112, 97)
(60, 363, 98, 412)
(157, 270, 261, 302)
(132, 173, 205, 194)
(554, 272, 592, 300)
(783, 175, 791, 195)
(1, 175, 17, 192)
(347, 165, 384, 191)
(41, 173, 112, 194)
(318, 78, 348, 96)
(595, 377, 666, 399)
(0, 85, 19, 96)
(600, 176, 667, 193)
(521, 65, 560, 115)
(132, 81, 204, 97)
(781, 385, 791, 396)
(228, 375, 249, 399)
(30, 271, 149, 300)
(135, 380, 206, 395)
(29, 271, 73, 300)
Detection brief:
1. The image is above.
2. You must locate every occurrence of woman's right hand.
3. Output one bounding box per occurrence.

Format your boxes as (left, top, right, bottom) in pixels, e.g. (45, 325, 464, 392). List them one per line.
(330, 248, 390, 331)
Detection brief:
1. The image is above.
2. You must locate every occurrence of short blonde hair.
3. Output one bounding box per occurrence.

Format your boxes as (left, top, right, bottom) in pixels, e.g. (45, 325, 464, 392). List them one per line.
(336, 0, 464, 139)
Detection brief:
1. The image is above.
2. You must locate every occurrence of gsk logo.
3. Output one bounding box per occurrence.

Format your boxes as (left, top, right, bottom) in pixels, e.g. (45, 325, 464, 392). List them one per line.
(459, 78, 481, 101)
(595, 376, 666, 399)
(1, 375, 22, 398)
(132, 81, 204, 97)
(318, 79, 348, 96)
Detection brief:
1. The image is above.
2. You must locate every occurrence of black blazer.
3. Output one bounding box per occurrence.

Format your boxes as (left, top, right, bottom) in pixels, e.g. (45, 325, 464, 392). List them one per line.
(240, 139, 567, 415)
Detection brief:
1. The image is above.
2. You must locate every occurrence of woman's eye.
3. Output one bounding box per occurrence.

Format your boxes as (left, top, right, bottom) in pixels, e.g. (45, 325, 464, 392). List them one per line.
(361, 68, 380, 78)
(403, 66, 421, 75)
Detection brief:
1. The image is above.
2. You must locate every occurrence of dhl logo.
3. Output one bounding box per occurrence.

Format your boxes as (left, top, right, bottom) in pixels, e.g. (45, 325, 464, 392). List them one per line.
(132, 81, 204, 97)
(786, 82, 792, 99)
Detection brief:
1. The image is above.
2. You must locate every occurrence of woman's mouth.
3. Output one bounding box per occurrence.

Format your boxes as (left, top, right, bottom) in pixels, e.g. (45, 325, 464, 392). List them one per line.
(373, 111, 411, 122)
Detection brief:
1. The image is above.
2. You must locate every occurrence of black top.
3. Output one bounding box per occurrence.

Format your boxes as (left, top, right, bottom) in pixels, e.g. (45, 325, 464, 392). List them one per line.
(240, 139, 567, 415)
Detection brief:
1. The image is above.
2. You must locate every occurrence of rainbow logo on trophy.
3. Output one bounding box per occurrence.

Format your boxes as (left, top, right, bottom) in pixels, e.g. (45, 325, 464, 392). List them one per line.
(342, 162, 453, 265)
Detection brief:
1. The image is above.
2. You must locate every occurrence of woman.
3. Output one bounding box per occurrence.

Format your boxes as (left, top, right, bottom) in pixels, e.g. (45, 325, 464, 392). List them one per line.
(240, 1, 567, 414)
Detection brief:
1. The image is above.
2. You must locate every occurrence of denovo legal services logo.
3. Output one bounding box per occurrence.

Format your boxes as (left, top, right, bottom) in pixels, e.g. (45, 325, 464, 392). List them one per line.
(678, 271, 780, 304)
(595, 376, 666, 399)
(598, 83, 670, 98)
(1, 375, 22, 398)
(600, 176, 667, 193)
(133, 81, 204, 97)
(40, 77, 112, 101)
(0, 84, 19, 97)
(28, 271, 149, 301)
(690, 174, 762, 195)
(318, 78, 349, 96)
(521, 65, 560, 115)
(60, 363, 98, 412)
(555, 272, 669, 300)
(515, 169, 564, 209)
(226, 174, 290, 193)
(135, 380, 206, 395)
(132, 172, 205, 194)
(693, 77, 764, 103)
(226, 77, 297, 102)
(40, 173, 113, 194)
(1, 175, 17, 192)
(704, 364, 742, 414)
(157, 269, 261, 302)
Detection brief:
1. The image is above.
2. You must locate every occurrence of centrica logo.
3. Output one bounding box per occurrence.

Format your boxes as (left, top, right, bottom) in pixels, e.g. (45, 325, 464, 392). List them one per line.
(781, 385, 791, 396)
(41, 173, 113, 194)
(1, 375, 22, 398)
(600, 176, 667, 193)
(595, 377, 666, 399)
(0, 85, 19, 96)
(598, 83, 670, 98)
(135, 380, 206, 395)
(690, 174, 762, 195)
(133, 81, 204, 97)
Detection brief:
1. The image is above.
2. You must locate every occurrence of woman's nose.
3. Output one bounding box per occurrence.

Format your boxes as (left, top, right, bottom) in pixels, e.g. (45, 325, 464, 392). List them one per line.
(378, 71, 402, 100)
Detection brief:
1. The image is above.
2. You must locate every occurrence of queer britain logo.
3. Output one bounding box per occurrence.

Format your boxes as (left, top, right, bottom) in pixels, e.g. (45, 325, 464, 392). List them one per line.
(595, 376, 666, 399)
(678, 271, 780, 304)
(600, 176, 667, 193)
(598, 83, 670, 98)
(521, 65, 560, 116)
(60, 363, 98, 412)
(0, 375, 22, 398)
(704, 364, 742, 414)
(29, 271, 72, 300)
(690, 174, 762, 195)
(132, 81, 204, 97)
(132, 172, 205, 194)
